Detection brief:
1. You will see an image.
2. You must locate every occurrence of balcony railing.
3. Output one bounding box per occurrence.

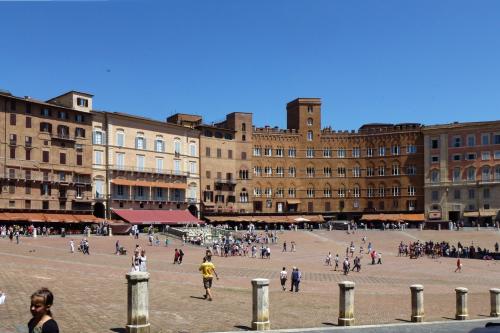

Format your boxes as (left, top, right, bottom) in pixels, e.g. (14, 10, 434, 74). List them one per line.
(51, 133, 76, 142)
(215, 178, 236, 185)
(110, 165, 192, 177)
(2, 172, 92, 184)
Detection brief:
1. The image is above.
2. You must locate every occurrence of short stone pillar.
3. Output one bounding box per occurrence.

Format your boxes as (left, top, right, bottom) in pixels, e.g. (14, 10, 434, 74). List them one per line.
(410, 284, 424, 322)
(109, 227, 113, 236)
(33, 228, 37, 238)
(364, 224, 367, 231)
(419, 223, 423, 231)
(490, 288, 500, 317)
(455, 287, 469, 320)
(126, 272, 151, 333)
(338, 281, 355, 326)
(438, 223, 441, 231)
(251, 278, 270, 330)
(86, 228, 91, 237)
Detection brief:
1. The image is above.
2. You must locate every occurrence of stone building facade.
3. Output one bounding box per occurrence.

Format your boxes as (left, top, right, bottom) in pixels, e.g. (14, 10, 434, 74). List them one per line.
(251, 98, 425, 219)
(0, 90, 93, 213)
(423, 121, 500, 225)
(92, 111, 201, 218)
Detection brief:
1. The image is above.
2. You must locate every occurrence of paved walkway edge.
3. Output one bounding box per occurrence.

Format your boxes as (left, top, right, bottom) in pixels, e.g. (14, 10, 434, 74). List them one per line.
(209, 318, 500, 333)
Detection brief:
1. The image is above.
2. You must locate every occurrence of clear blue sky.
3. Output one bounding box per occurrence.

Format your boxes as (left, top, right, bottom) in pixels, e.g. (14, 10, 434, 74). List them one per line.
(1, 0, 499, 130)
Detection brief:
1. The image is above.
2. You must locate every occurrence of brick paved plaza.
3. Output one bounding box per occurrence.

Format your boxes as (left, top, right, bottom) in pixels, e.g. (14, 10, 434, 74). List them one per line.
(1, 229, 500, 333)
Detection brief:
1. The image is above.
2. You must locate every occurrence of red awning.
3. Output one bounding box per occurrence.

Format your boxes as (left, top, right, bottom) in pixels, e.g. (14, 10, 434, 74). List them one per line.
(112, 209, 203, 225)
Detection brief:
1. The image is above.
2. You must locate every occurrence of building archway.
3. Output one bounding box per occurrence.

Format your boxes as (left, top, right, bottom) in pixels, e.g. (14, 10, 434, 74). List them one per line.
(188, 205, 198, 217)
(93, 202, 105, 218)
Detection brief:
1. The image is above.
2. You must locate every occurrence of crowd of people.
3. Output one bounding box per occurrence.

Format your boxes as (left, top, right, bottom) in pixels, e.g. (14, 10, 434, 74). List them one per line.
(398, 240, 500, 260)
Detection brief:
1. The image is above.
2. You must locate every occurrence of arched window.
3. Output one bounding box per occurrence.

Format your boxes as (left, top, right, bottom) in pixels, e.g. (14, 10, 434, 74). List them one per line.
(188, 183, 197, 200)
(323, 184, 332, 198)
(240, 188, 249, 203)
(155, 135, 165, 152)
(135, 132, 145, 150)
(307, 131, 313, 141)
(467, 167, 476, 181)
(189, 142, 197, 156)
(307, 118, 313, 126)
(174, 138, 181, 154)
(482, 166, 491, 181)
(431, 169, 440, 183)
(241, 123, 246, 131)
(353, 185, 360, 198)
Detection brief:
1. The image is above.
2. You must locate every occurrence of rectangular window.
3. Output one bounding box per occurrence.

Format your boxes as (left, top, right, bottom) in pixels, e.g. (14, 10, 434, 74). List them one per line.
(217, 148, 222, 158)
(77, 97, 88, 107)
(58, 111, 67, 120)
(241, 152, 247, 160)
(205, 147, 211, 157)
(228, 150, 233, 159)
(323, 148, 332, 158)
(484, 188, 490, 199)
(431, 156, 439, 163)
(454, 189, 461, 200)
(95, 180, 103, 198)
(408, 186, 415, 196)
(174, 160, 181, 174)
(431, 139, 439, 149)
(431, 190, 439, 201)
(264, 147, 272, 156)
(136, 155, 145, 171)
(495, 151, 500, 159)
(288, 147, 296, 157)
(482, 151, 490, 160)
(466, 153, 476, 160)
(75, 114, 84, 122)
(189, 161, 196, 174)
(276, 148, 284, 157)
(467, 135, 476, 147)
(391, 145, 400, 155)
(367, 148, 374, 157)
(453, 154, 461, 161)
(406, 145, 417, 154)
(482, 133, 490, 145)
(494, 134, 500, 144)
(453, 167, 461, 182)
(10, 147, 15, 159)
(468, 189, 475, 199)
(156, 158, 163, 172)
(10, 113, 16, 126)
(253, 147, 261, 156)
(25, 116, 31, 128)
(136, 137, 145, 150)
(306, 148, 314, 158)
(453, 136, 461, 147)
(42, 151, 49, 163)
(155, 139, 164, 152)
(366, 167, 374, 177)
(94, 151, 103, 165)
(76, 154, 82, 166)
(25, 149, 31, 161)
(352, 147, 360, 158)
(337, 148, 346, 158)
(116, 132, 124, 147)
(9, 100, 15, 110)
(60, 153, 66, 164)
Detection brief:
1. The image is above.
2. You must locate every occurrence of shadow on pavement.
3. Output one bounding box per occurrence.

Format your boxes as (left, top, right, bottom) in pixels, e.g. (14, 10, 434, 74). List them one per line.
(395, 318, 412, 323)
(321, 322, 337, 326)
(233, 325, 252, 330)
(110, 328, 126, 333)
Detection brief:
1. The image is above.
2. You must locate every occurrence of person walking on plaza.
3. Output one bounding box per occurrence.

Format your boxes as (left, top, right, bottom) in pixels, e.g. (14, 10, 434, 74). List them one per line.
(115, 240, 120, 255)
(28, 287, 59, 333)
(455, 258, 462, 273)
(334, 254, 339, 271)
(495, 242, 499, 253)
(377, 252, 382, 264)
(139, 249, 147, 272)
(15, 231, 20, 244)
(199, 257, 219, 301)
(291, 241, 296, 252)
(280, 267, 288, 291)
(282, 241, 287, 252)
(325, 252, 332, 266)
(69, 240, 74, 253)
(174, 249, 180, 264)
(290, 267, 301, 292)
(131, 250, 141, 272)
(343, 258, 350, 275)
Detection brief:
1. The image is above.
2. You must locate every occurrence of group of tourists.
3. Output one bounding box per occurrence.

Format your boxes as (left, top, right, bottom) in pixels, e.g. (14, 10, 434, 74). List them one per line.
(399, 240, 499, 260)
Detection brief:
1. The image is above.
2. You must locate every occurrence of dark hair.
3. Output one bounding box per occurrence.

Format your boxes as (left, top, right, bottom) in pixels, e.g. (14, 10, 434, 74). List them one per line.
(31, 287, 54, 316)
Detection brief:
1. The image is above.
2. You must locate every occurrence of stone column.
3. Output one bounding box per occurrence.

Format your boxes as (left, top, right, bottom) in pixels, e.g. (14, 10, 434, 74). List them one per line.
(109, 226, 113, 236)
(126, 272, 151, 333)
(86, 227, 91, 238)
(252, 278, 270, 330)
(490, 288, 500, 317)
(455, 287, 468, 320)
(410, 284, 424, 322)
(338, 281, 355, 326)
(33, 228, 37, 238)
(419, 223, 423, 231)
(438, 223, 441, 231)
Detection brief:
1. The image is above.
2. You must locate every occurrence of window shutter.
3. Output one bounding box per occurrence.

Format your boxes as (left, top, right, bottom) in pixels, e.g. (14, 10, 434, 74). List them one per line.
(102, 132, 106, 145)
(135, 137, 138, 149)
(143, 138, 147, 150)
(93, 131, 96, 144)
(48, 124, 52, 133)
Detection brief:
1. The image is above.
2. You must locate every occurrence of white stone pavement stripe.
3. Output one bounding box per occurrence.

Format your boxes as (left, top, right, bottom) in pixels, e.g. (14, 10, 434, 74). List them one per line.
(208, 318, 500, 333)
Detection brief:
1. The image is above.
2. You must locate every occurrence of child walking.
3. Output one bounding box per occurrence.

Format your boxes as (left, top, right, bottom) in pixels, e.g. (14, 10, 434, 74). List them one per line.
(28, 287, 59, 333)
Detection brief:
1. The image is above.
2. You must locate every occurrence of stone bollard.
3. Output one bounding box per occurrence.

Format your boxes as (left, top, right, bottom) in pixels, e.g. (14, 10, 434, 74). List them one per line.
(455, 287, 469, 320)
(252, 278, 270, 330)
(438, 224, 441, 231)
(419, 223, 423, 231)
(338, 281, 355, 326)
(86, 228, 91, 238)
(410, 284, 424, 322)
(33, 228, 37, 238)
(126, 272, 151, 333)
(490, 288, 500, 317)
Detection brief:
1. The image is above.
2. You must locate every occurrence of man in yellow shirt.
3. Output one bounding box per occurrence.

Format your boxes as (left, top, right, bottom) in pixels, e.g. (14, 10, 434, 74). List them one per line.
(199, 257, 219, 301)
